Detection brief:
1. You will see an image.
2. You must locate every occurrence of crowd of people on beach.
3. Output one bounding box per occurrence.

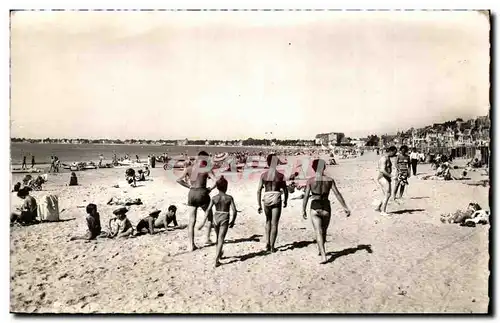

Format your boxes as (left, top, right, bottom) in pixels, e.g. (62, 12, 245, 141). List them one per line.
(11, 145, 489, 268)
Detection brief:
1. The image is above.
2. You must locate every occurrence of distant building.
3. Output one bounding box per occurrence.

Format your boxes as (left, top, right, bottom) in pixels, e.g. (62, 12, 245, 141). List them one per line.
(315, 132, 345, 146)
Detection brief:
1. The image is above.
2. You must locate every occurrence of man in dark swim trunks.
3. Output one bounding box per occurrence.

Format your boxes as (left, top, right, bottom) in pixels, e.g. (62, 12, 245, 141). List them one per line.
(257, 154, 288, 253)
(177, 151, 218, 251)
(302, 159, 350, 264)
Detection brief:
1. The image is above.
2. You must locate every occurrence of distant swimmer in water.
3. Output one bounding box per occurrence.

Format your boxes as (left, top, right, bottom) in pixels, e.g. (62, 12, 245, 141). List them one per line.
(375, 146, 398, 216)
(177, 151, 218, 251)
(198, 176, 238, 267)
(257, 154, 288, 253)
(302, 159, 350, 264)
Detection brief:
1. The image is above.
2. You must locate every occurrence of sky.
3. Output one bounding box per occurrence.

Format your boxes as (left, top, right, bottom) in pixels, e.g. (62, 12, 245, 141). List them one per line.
(10, 10, 490, 140)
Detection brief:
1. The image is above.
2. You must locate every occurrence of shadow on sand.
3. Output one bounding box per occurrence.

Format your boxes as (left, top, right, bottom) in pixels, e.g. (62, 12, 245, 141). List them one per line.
(278, 240, 316, 252)
(391, 208, 425, 215)
(410, 196, 430, 200)
(325, 244, 373, 264)
(225, 234, 262, 244)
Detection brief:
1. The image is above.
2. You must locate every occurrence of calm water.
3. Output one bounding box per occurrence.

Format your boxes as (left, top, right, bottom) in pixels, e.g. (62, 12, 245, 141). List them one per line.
(10, 143, 268, 165)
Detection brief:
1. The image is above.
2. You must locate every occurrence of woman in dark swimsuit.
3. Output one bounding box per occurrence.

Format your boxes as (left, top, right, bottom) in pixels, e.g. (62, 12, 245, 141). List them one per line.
(302, 159, 351, 264)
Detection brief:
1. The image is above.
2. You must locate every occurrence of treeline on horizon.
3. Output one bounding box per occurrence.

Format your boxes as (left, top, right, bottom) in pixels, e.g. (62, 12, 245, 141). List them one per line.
(11, 114, 490, 147)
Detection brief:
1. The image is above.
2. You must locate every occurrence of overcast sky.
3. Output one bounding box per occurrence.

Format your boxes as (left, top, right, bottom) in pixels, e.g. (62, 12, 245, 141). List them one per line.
(10, 10, 490, 140)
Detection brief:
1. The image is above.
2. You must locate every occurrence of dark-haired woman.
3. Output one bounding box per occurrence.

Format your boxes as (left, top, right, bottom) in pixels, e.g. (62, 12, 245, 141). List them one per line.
(302, 159, 350, 264)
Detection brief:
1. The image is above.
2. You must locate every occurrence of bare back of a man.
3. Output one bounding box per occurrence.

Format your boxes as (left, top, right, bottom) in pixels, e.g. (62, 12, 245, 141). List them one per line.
(257, 154, 288, 253)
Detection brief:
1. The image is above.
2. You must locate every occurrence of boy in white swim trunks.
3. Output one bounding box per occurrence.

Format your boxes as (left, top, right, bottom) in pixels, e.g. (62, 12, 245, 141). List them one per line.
(198, 176, 238, 267)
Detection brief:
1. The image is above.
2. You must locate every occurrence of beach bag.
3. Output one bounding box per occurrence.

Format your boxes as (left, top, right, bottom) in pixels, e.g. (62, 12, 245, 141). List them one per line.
(38, 194, 60, 222)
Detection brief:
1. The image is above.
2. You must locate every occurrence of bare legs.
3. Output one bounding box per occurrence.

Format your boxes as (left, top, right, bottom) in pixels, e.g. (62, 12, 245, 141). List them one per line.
(264, 205, 282, 252)
(214, 223, 229, 267)
(187, 206, 198, 251)
(310, 209, 331, 264)
(376, 177, 392, 215)
(204, 207, 214, 245)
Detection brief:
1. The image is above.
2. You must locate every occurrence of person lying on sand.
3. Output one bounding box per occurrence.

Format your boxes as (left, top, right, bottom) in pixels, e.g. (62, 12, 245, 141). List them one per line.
(375, 146, 398, 216)
(440, 203, 489, 226)
(154, 205, 179, 230)
(107, 197, 143, 206)
(70, 204, 102, 241)
(176, 151, 218, 251)
(10, 187, 39, 226)
(135, 208, 161, 235)
(104, 207, 134, 238)
(302, 159, 350, 264)
(257, 154, 288, 253)
(198, 176, 238, 267)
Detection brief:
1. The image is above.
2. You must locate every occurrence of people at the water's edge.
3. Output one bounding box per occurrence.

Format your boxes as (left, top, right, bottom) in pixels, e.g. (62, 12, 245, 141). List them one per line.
(393, 145, 411, 201)
(198, 176, 238, 267)
(410, 148, 419, 176)
(302, 159, 351, 264)
(22, 155, 27, 170)
(375, 146, 398, 216)
(257, 154, 288, 253)
(11, 187, 38, 226)
(70, 204, 102, 241)
(135, 208, 161, 235)
(177, 151, 218, 251)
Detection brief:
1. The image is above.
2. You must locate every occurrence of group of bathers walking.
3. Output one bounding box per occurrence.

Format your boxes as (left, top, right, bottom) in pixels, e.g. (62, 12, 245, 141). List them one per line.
(177, 151, 352, 266)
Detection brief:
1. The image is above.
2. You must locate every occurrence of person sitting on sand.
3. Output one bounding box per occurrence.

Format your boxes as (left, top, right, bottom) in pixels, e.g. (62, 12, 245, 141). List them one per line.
(12, 182, 21, 192)
(135, 208, 162, 235)
(177, 151, 218, 251)
(10, 187, 38, 226)
(106, 207, 134, 238)
(144, 166, 151, 177)
(198, 176, 238, 267)
(393, 145, 411, 201)
(375, 146, 398, 216)
(288, 182, 305, 200)
(69, 172, 78, 186)
(257, 154, 288, 253)
(302, 159, 351, 264)
(70, 204, 102, 241)
(136, 169, 146, 182)
(154, 205, 179, 230)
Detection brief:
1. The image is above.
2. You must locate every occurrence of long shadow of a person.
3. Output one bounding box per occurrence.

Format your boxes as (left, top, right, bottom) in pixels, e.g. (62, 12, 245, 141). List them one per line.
(324, 244, 373, 264)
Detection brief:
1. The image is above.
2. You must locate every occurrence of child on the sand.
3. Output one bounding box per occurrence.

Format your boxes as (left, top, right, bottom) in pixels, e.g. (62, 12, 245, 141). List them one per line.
(154, 205, 179, 230)
(106, 207, 134, 238)
(198, 176, 238, 267)
(70, 203, 102, 240)
(69, 172, 78, 186)
(135, 208, 161, 235)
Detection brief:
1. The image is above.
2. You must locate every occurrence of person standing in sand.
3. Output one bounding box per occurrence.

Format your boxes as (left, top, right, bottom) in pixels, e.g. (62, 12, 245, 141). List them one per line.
(22, 155, 27, 170)
(177, 151, 218, 251)
(302, 159, 350, 264)
(31, 155, 35, 169)
(375, 146, 398, 216)
(257, 154, 288, 253)
(393, 145, 411, 201)
(410, 148, 419, 176)
(197, 176, 238, 267)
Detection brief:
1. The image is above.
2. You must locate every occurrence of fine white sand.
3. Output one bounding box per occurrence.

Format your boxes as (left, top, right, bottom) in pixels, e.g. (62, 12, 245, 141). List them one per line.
(10, 153, 489, 313)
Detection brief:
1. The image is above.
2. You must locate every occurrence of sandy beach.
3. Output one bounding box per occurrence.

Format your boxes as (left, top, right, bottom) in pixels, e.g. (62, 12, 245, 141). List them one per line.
(9, 152, 489, 313)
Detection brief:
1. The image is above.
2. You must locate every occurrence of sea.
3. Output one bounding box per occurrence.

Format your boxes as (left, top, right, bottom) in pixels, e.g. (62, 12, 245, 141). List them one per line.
(10, 143, 270, 166)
